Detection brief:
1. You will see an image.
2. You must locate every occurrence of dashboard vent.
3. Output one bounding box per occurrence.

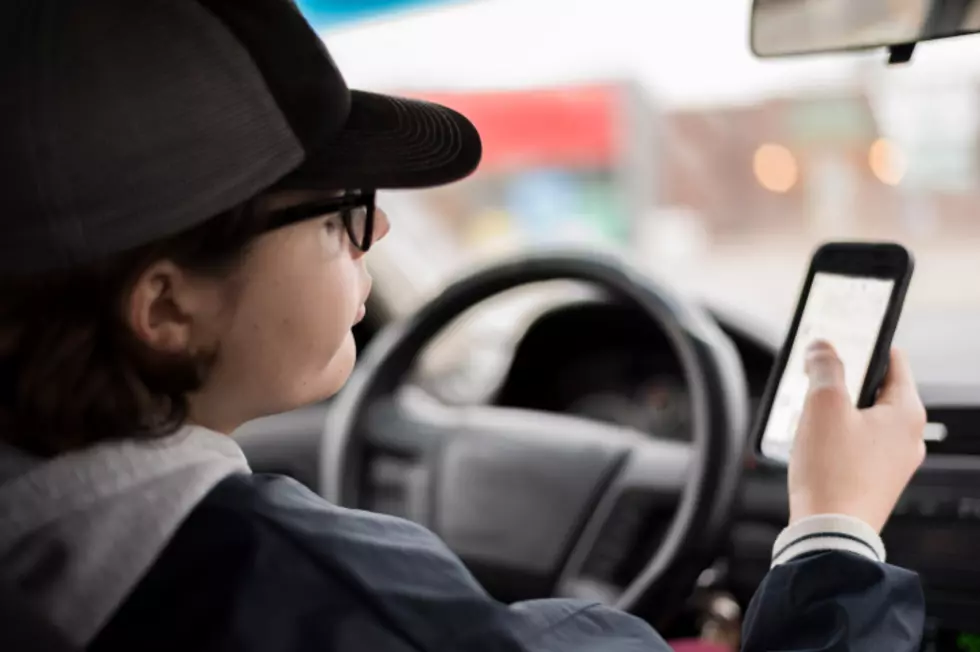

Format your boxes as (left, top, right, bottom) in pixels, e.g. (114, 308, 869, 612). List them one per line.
(925, 407, 980, 456)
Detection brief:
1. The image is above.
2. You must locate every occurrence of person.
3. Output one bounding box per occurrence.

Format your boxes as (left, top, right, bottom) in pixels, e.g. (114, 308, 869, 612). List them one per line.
(0, 0, 928, 650)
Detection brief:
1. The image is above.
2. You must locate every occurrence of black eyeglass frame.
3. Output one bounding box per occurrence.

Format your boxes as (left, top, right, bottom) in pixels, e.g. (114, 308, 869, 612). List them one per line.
(263, 190, 377, 251)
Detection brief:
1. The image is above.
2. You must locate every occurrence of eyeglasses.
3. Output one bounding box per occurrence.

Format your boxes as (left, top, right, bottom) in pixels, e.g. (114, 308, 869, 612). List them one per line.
(264, 190, 377, 252)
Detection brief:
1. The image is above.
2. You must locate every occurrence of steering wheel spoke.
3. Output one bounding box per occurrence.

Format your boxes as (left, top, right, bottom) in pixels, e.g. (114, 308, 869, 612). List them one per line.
(552, 437, 692, 602)
(362, 388, 651, 453)
(360, 390, 459, 456)
(620, 436, 693, 496)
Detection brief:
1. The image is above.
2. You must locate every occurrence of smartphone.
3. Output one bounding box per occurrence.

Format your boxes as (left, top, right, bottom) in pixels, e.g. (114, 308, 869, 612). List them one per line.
(755, 242, 915, 464)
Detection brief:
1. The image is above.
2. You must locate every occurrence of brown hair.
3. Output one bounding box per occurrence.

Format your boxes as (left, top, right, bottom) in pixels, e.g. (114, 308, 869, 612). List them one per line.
(0, 202, 272, 457)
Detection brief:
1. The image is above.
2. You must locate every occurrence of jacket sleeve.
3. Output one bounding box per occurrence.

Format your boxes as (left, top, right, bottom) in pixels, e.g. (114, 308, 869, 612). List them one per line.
(446, 599, 673, 652)
(741, 551, 926, 651)
(463, 552, 925, 652)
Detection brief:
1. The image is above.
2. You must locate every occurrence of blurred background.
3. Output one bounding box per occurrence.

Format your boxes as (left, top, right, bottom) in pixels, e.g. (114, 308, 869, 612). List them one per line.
(302, 0, 980, 386)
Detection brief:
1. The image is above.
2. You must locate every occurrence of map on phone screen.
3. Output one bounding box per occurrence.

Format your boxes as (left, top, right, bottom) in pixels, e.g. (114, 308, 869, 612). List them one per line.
(760, 272, 894, 462)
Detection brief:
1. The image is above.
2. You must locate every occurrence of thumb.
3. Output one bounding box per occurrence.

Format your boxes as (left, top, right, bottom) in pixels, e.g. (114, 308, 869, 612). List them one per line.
(804, 340, 846, 396)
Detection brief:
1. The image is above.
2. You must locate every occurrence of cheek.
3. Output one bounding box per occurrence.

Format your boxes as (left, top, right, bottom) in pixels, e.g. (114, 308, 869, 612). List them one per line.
(284, 264, 361, 402)
(309, 258, 359, 344)
(226, 253, 361, 405)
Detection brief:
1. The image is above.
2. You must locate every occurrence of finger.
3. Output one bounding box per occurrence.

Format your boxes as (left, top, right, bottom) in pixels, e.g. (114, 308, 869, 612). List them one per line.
(875, 348, 918, 407)
(873, 350, 927, 435)
(804, 340, 846, 393)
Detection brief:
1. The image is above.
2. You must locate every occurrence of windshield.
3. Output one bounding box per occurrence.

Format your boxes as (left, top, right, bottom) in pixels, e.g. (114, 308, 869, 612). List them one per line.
(322, 0, 980, 384)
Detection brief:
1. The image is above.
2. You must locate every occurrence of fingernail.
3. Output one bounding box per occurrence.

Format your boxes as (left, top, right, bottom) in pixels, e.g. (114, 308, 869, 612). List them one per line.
(806, 340, 833, 355)
(805, 343, 837, 388)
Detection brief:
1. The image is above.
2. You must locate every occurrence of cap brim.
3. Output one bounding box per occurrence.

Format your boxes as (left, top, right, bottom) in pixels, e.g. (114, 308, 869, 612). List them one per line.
(277, 90, 482, 191)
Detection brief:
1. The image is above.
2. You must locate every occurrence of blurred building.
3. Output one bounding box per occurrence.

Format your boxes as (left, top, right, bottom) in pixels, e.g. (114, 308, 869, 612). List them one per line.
(662, 83, 980, 241)
(663, 91, 892, 238)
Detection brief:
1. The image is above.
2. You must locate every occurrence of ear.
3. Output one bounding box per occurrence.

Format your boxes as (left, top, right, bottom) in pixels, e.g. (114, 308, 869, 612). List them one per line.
(124, 260, 204, 354)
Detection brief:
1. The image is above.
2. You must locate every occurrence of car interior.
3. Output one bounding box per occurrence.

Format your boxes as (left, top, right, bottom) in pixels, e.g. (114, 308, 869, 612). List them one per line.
(7, 1, 978, 651)
(231, 0, 980, 649)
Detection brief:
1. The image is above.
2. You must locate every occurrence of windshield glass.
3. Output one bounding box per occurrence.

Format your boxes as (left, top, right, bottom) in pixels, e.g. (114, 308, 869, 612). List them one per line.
(322, 0, 980, 384)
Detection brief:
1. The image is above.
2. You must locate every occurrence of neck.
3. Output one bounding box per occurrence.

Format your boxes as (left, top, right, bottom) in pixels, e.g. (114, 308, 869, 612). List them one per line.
(185, 394, 248, 435)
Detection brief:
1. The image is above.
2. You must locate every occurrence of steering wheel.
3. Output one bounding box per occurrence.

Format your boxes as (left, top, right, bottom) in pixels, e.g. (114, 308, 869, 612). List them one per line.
(322, 251, 749, 623)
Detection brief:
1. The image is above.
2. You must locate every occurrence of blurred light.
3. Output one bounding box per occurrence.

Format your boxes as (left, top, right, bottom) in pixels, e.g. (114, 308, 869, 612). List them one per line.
(753, 144, 798, 193)
(464, 209, 522, 255)
(868, 138, 906, 186)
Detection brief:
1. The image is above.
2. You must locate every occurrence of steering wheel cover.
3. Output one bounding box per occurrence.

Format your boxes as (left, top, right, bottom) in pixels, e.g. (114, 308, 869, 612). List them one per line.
(322, 250, 749, 616)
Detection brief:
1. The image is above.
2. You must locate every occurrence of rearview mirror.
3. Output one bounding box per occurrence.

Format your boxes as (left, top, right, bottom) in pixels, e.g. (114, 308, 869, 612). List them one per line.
(751, 0, 980, 60)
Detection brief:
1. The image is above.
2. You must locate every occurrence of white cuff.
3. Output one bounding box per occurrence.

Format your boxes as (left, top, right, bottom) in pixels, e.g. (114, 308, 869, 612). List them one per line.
(771, 514, 886, 568)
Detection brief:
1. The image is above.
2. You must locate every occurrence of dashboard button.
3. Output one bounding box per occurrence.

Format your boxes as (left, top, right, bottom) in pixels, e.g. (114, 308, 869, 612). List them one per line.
(956, 497, 980, 521)
(893, 493, 960, 519)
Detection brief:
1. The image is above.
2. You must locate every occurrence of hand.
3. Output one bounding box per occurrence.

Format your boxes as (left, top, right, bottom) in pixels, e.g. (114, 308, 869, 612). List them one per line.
(788, 341, 927, 532)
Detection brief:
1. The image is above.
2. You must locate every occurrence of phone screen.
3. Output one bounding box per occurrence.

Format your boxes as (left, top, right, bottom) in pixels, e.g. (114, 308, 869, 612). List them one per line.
(760, 272, 895, 462)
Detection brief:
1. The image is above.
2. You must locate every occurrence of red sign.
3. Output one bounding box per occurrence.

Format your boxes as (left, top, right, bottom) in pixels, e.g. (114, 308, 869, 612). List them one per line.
(408, 85, 621, 174)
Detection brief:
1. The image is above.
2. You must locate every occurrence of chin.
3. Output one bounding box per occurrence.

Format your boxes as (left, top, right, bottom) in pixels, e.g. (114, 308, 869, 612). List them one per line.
(265, 332, 357, 415)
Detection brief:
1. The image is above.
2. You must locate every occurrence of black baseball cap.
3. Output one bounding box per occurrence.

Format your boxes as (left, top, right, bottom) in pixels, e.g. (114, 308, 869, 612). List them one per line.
(0, 0, 482, 275)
